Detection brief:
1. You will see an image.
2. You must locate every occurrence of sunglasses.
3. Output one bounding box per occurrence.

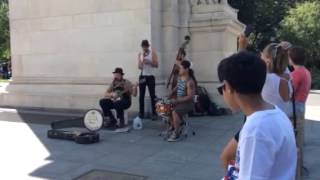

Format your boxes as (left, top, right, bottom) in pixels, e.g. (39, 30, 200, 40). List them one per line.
(217, 83, 225, 95)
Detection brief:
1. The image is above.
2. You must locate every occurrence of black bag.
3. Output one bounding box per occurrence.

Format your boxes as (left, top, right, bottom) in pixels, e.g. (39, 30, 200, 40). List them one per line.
(194, 86, 211, 115)
(191, 86, 229, 116)
(208, 102, 225, 116)
(47, 129, 100, 144)
(47, 109, 103, 144)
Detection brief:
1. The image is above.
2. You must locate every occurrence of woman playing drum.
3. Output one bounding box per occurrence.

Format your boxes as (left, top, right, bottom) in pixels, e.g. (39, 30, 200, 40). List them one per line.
(167, 60, 197, 142)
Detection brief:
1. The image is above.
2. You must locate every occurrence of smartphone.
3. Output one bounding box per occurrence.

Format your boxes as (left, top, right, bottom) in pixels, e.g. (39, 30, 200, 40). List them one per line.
(243, 25, 254, 38)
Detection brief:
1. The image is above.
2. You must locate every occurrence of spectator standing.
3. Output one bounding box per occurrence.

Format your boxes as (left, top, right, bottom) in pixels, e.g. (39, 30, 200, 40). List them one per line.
(289, 46, 312, 174)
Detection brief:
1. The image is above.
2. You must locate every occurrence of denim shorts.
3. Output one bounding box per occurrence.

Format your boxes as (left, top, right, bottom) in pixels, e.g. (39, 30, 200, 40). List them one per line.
(295, 102, 306, 119)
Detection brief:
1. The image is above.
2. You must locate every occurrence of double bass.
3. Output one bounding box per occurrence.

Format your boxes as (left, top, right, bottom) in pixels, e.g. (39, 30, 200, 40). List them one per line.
(166, 35, 191, 89)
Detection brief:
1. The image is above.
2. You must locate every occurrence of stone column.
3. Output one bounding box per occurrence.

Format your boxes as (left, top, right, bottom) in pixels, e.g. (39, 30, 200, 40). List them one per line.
(4, 0, 154, 110)
(188, 0, 244, 105)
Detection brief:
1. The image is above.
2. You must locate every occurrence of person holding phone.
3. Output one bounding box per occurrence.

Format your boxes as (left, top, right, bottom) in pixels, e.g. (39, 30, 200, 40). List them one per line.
(220, 29, 252, 171)
(138, 40, 159, 120)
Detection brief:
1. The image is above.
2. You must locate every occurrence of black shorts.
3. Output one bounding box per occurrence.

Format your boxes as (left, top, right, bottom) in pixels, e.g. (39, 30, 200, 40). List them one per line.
(234, 130, 240, 142)
(234, 115, 247, 142)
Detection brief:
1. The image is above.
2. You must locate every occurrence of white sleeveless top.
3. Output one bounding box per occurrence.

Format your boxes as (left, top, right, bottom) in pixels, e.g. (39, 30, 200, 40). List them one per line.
(140, 50, 155, 76)
(262, 73, 292, 116)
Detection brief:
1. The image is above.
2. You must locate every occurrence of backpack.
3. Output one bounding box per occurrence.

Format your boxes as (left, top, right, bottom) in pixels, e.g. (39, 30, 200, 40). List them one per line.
(193, 86, 211, 115)
(191, 86, 229, 116)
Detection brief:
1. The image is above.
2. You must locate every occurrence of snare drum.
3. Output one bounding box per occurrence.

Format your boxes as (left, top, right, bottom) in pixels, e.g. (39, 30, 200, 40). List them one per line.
(156, 99, 173, 117)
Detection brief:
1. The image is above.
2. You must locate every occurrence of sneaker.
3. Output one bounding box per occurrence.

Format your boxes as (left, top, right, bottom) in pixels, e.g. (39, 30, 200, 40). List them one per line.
(167, 132, 180, 142)
(114, 126, 130, 133)
(161, 126, 174, 137)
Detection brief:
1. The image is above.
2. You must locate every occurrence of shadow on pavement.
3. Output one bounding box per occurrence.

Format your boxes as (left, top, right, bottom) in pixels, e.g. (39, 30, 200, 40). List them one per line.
(7, 110, 239, 180)
(304, 119, 320, 180)
(2, 109, 320, 180)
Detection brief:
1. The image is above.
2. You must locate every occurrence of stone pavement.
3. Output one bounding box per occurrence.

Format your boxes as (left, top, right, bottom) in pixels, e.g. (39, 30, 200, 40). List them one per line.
(0, 93, 319, 180)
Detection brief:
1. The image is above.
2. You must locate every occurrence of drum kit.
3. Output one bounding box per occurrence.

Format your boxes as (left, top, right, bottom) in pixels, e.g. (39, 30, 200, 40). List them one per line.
(156, 97, 196, 140)
(155, 97, 177, 139)
(47, 109, 103, 144)
(155, 97, 173, 118)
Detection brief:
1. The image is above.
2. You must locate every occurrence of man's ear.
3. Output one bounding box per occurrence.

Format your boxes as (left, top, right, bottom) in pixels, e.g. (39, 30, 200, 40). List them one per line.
(224, 81, 234, 94)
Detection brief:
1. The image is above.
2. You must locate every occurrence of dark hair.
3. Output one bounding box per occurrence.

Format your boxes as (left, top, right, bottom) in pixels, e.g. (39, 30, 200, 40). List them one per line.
(141, 40, 150, 47)
(181, 60, 198, 88)
(263, 43, 289, 75)
(218, 51, 267, 94)
(289, 46, 305, 66)
(179, 48, 186, 56)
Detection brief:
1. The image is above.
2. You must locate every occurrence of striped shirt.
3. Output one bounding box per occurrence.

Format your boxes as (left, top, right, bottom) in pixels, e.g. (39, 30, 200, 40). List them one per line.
(177, 78, 187, 97)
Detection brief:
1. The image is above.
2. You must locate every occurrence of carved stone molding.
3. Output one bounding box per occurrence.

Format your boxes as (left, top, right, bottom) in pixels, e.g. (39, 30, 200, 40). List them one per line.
(192, 0, 223, 6)
(189, 0, 243, 31)
(191, 0, 237, 17)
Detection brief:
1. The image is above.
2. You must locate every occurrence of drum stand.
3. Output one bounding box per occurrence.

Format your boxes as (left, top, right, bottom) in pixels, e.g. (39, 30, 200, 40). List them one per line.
(180, 115, 196, 139)
(158, 114, 196, 141)
(158, 116, 172, 140)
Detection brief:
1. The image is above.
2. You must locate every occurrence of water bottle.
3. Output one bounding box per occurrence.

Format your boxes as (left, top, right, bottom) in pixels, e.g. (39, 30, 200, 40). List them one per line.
(133, 116, 143, 130)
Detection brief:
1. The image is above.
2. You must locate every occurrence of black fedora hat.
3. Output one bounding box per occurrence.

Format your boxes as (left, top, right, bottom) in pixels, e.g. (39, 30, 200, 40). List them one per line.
(112, 67, 124, 75)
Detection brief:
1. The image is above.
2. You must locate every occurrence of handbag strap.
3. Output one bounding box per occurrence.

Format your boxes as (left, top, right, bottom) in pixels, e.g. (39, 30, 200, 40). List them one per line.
(291, 83, 297, 136)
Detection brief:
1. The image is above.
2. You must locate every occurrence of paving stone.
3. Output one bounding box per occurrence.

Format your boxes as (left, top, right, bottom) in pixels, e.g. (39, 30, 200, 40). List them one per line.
(0, 103, 319, 180)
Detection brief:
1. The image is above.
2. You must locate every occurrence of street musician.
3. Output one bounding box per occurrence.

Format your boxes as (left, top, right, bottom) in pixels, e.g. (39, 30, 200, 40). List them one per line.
(99, 67, 135, 131)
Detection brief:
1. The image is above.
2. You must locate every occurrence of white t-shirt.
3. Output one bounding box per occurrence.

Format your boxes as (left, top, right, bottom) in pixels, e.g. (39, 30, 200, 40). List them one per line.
(139, 50, 155, 76)
(235, 107, 297, 180)
(262, 73, 293, 117)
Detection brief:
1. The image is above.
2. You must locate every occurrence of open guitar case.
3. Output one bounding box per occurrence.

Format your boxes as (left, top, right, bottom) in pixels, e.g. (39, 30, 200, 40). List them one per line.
(47, 109, 103, 144)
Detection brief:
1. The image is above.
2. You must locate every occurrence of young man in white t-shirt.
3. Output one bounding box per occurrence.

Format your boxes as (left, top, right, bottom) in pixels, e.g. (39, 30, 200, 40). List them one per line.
(217, 52, 297, 180)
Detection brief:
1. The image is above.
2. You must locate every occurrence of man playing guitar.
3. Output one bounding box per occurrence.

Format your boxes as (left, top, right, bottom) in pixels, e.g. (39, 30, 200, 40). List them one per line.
(99, 67, 135, 132)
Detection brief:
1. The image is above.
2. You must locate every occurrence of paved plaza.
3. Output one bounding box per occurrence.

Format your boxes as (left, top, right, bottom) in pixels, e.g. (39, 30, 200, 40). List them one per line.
(0, 92, 319, 180)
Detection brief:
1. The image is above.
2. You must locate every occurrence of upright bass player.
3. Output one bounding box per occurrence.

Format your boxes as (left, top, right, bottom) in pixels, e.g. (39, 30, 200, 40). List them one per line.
(167, 36, 191, 90)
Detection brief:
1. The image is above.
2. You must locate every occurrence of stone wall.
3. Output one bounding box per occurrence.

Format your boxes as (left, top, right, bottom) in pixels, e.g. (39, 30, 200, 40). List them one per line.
(188, 0, 244, 106)
(5, 0, 154, 110)
(10, 0, 152, 82)
(2, 0, 244, 111)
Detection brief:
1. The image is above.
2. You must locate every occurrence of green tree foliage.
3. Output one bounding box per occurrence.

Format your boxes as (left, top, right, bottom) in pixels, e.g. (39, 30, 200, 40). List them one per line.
(279, 1, 320, 67)
(0, 0, 9, 61)
(228, 0, 296, 51)
(278, 1, 320, 88)
(229, 0, 320, 89)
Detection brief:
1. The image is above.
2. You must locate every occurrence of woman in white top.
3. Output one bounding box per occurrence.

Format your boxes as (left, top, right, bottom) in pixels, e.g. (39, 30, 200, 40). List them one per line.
(138, 40, 159, 120)
(261, 43, 292, 116)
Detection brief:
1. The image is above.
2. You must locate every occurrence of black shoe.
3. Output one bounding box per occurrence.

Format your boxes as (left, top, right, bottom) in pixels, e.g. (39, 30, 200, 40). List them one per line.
(104, 121, 118, 130)
(151, 114, 158, 121)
